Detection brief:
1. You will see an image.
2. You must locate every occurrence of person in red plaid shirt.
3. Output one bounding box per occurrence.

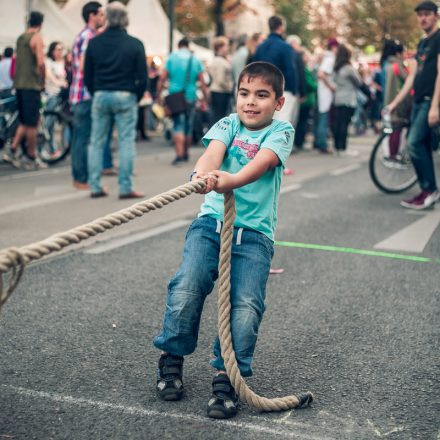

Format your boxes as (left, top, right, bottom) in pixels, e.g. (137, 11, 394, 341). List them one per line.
(69, 1, 105, 190)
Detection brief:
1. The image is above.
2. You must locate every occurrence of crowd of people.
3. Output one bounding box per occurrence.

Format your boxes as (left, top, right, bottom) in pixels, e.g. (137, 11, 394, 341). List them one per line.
(0, 0, 438, 205)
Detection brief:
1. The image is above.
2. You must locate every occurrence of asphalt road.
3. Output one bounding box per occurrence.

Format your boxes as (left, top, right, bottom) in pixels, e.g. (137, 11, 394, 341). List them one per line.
(0, 137, 439, 439)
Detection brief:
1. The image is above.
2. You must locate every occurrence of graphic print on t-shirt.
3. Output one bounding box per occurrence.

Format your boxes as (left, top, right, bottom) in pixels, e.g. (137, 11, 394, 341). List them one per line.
(231, 137, 259, 163)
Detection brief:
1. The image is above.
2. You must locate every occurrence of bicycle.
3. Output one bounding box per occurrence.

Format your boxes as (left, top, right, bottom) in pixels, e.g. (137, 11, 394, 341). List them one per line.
(0, 92, 19, 150)
(0, 92, 72, 166)
(368, 116, 418, 193)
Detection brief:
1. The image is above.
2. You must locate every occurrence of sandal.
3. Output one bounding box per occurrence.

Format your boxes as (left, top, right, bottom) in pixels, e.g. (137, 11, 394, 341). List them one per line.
(207, 373, 239, 419)
(156, 353, 184, 401)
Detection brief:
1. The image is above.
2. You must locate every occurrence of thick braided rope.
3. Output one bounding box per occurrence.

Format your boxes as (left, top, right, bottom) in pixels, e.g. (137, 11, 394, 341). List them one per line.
(0, 181, 313, 412)
(0, 179, 207, 310)
(218, 191, 313, 411)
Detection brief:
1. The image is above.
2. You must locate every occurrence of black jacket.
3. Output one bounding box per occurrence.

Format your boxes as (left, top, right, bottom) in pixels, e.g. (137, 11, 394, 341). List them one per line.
(253, 33, 298, 94)
(84, 27, 147, 101)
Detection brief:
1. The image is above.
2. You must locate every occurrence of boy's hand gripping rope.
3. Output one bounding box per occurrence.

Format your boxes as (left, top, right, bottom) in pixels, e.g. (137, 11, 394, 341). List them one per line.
(0, 179, 313, 412)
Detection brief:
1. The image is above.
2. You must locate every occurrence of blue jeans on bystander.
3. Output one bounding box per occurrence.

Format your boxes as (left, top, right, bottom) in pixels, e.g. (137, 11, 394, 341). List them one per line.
(314, 111, 329, 150)
(153, 215, 274, 378)
(88, 91, 137, 195)
(407, 100, 438, 192)
(71, 100, 92, 184)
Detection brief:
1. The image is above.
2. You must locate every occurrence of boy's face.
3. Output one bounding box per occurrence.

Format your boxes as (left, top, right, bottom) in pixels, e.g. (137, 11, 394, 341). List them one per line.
(236, 75, 284, 130)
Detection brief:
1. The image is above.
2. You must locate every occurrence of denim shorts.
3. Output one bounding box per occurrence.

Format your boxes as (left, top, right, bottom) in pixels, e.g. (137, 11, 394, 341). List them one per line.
(153, 215, 274, 377)
(172, 103, 196, 136)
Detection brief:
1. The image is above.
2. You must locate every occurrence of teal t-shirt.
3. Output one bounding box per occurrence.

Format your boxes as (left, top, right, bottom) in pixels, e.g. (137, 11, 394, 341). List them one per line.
(166, 49, 203, 103)
(199, 114, 294, 241)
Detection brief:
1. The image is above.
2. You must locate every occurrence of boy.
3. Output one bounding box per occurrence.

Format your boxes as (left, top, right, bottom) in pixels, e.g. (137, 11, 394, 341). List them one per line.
(153, 62, 294, 419)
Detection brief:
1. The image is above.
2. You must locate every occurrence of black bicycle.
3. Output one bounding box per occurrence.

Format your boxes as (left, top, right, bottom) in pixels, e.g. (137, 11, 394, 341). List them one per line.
(369, 118, 417, 193)
(0, 93, 19, 150)
(0, 93, 72, 165)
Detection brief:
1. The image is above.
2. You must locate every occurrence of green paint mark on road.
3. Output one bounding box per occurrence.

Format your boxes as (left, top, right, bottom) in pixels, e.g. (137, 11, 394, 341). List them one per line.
(274, 241, 435, 263)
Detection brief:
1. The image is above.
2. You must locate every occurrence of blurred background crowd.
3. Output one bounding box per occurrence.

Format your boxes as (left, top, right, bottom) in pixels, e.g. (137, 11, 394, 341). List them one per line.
(0, 0, 430, 194)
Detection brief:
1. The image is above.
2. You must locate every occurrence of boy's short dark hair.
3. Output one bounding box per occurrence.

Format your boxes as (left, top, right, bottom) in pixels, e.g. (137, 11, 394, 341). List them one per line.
(28, 11, 44, 28)
(237, 62, 284, 99)
(268, 15, 284, 33)
(82, 1, 102, 24)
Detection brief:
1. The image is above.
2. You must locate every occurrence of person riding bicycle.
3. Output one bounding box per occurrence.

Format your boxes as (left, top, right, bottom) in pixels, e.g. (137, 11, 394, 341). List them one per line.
(387, 1, 440, 210)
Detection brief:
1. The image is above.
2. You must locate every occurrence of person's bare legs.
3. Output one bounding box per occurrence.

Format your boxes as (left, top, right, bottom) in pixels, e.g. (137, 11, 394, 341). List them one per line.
(11, 124, 27, 151)
(11, 124, 38, 157)
(24, 126, 38, 158)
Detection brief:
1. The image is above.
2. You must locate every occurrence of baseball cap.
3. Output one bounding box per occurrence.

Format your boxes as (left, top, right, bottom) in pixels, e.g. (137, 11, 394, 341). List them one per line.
(414, 1, 438, 13)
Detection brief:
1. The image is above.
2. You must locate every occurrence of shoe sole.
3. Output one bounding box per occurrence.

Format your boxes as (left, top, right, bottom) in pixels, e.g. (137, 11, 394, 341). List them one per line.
(400, 201, 436, 210)
(157, 389, 183, 401)
(207, 407, 237, 419)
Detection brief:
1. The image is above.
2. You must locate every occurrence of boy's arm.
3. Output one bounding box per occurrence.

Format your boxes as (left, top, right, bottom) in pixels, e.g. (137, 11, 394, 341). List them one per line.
(191, 139, 227, 194)
(212, 148, 279, 194)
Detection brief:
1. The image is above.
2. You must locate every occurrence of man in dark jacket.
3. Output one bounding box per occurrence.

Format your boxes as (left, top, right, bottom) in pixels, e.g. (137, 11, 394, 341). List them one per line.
(84, 1, 147, 199)
(253, 15, 298, 124)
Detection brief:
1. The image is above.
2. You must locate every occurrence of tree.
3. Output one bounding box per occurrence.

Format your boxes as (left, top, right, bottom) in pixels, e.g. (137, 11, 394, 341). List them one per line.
(271, 0, 311, 46)
(160, 0, 249, 37)
(344, 0, 420, 50)
(160, 0, 212, 36)
(307, 0, 347, 44)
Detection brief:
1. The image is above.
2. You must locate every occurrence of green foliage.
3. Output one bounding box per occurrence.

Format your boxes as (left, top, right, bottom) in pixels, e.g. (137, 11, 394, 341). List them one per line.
(344, 0, 421, 49)
(160, 0, 217, 36)
(271, 0, 311, 46)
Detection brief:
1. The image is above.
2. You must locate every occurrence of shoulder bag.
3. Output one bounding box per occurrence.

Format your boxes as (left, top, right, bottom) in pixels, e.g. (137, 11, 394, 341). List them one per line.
(164, 55, 193, 116)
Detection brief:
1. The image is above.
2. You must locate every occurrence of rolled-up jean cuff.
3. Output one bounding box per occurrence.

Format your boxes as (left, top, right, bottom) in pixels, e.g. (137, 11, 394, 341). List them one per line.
(210, 356, 253, 377)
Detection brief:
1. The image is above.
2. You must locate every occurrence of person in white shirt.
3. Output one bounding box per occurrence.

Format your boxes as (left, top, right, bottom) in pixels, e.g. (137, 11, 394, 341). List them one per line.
(314, 38, 339, 153)
(45, 41, 67, 154)
(45, 41, 67, 97)
(208, 36, 234, 125)
(0, 47, 14, 96)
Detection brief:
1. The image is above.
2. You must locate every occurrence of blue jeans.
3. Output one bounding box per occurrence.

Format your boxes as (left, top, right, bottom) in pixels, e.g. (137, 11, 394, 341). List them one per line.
(153, 216, 274, 377)
(71, 100, 92, 183)
(407, 100, 438, 192)
(88, 91, 137, 195)
(45, 94, 59, 154)
(103, 119, 114, 170)
(314, 111, 329, 150)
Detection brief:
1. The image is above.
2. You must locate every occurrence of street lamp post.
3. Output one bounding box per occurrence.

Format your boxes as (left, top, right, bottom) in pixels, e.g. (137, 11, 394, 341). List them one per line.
(168, 0, 175, 55)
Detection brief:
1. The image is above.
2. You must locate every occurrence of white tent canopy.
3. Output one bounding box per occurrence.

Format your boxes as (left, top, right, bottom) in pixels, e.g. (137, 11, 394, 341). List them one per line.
(62, 0, 176, 54)
(62, 0, 212, 60)
(0, 0, 77, 49)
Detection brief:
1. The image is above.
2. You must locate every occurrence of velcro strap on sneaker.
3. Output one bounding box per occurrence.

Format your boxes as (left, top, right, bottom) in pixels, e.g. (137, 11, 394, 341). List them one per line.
(162, 365, 181, 376)
(164, 357, 183, 367)
(213, 381, 232, 393)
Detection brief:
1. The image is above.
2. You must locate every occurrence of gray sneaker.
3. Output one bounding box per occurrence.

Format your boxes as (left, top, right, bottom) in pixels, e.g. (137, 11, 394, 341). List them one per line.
(34, 156, 48, 169)
(18, 155, 37, 171)
(18, 155, 47, 171)
(2, 145, 21, 165)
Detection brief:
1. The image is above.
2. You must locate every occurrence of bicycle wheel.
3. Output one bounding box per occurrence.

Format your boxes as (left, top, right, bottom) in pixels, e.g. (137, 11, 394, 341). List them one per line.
(369, 129, 417, 194)
(39, 110, 72, 164)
